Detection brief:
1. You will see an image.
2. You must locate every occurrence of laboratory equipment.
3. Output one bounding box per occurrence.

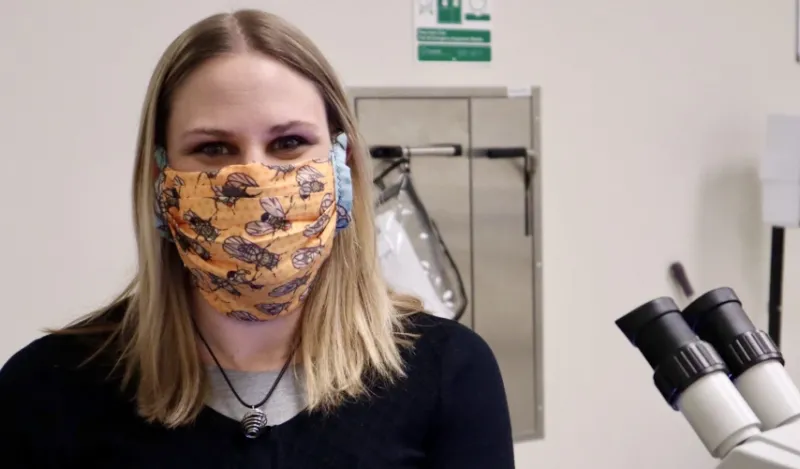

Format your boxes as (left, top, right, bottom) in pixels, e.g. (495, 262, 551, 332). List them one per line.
(616, 288, 800, 467)
(682, 288, 800, 431)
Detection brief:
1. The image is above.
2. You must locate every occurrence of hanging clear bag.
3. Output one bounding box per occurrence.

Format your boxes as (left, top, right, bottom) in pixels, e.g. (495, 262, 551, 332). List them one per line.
(371, 145, 468, 320)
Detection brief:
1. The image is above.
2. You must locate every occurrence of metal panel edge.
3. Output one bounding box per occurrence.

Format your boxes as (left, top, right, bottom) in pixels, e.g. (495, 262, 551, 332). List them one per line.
(509, 85, 545, 443)
(348, 86, 512, 101)
(531, 86, 545, 441)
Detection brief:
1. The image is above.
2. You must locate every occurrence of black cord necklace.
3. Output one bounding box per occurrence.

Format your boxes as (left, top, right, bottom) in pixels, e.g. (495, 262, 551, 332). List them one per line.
(196, 329, 296, 439)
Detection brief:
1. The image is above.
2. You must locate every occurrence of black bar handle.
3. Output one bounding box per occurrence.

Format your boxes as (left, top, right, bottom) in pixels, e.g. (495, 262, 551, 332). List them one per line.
(477, 146, 533, 236)
(523, 156, 531, 237)
(768, 226, 785, 347)
(485, 147, 528, 159)
(369, 146, 404, 159)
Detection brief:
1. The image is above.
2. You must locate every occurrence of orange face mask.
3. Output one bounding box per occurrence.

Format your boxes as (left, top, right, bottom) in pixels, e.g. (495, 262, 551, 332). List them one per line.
(154, 134, 352, 321)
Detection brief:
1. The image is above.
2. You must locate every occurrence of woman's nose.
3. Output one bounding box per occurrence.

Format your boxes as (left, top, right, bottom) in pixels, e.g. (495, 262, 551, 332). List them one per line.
(239, 144, 270, 165)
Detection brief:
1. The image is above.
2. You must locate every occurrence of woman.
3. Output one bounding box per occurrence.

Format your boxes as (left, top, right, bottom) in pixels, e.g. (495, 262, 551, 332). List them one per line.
(0, 9, 514, 468)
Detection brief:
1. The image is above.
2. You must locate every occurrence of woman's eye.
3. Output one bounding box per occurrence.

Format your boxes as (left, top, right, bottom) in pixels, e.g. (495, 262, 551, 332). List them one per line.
(193, 142, 232, 157)
(271, 135, 308, 152)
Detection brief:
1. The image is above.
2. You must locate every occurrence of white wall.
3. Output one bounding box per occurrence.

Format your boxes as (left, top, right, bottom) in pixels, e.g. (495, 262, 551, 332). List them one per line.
(2, 0, 799, 467)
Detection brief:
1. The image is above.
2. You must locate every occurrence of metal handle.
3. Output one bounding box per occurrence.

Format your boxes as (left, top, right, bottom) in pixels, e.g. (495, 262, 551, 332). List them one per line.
(369, 144, 463, 159)
(369, 144, 536, 237)
(485, 147, 528, 159)
(475, 147, 535, 237)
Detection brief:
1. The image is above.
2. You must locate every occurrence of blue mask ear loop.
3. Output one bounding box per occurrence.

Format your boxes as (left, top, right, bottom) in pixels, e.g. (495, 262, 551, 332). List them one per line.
(153, 147, 174, 241)
(331, 133, 353, 232)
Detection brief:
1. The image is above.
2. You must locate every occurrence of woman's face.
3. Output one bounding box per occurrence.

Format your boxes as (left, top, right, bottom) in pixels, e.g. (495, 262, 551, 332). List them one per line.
(166, 52, 331, 171)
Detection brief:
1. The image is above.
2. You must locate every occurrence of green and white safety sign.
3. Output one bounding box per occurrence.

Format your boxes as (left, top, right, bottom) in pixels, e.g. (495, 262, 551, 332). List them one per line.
(414, 0, 492, 62)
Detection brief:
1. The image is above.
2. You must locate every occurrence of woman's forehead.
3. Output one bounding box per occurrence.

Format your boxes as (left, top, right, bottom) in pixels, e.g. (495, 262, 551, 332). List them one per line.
(168, 53, 327, 134)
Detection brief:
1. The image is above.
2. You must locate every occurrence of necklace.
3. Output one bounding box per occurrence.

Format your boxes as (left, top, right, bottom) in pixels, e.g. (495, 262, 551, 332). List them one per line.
(196, 329, 296, 439)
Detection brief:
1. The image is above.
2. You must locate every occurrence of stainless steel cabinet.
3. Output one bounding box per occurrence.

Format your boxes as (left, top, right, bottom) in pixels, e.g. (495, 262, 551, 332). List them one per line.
(350, 87, 544, 441)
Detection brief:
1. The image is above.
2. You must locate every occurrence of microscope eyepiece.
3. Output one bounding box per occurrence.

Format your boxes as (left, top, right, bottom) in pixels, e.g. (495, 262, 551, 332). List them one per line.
(682, 287, 783, 378)
(616, 297, 727, 408)
(617, 297, 696, 369)
(616, 293, 763, 458)
(682, 287, 800, 430)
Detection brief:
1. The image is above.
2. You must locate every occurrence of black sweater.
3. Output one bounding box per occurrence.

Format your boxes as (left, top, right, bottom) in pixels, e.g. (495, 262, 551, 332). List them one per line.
(0, 312, 515, 469)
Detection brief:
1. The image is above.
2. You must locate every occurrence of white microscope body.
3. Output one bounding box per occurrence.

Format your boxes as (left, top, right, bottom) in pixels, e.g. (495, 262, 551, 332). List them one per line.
(719, 421, 800, 468)
(616, 288, 800, 469)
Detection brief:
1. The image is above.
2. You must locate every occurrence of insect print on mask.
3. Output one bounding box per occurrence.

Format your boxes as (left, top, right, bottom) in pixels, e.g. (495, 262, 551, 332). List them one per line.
(176, 231, 212, 261)
(210, 269, 263, 296)
(302, 193, 333, 238)
(291, 245, 326, 270)
(228, 310, 263, 322)
(298, 280, 314, 303)
(245, 196, 294, 236)
(255, 302, 291, 317)
(160, 176, 183, 212)
(153, 132, 354, 321)
(201, 169, 221, 180)
(222, 236, 281, 272)
(266, 164, 294, 180)
(210, 172, 260, 214)
(183, 210, 223, 243)
(155, 172, 184, 239)
(296, 166, 326, 200)
(190, 268, 264, 297)
(269, 273, 311, 297)
(335, 205, 351, 231)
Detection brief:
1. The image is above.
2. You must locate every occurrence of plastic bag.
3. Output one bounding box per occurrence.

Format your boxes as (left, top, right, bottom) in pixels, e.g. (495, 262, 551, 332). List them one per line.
(374, 171, 467, 320)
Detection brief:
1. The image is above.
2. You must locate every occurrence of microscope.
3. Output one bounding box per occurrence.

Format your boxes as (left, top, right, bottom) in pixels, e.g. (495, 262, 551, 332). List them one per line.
(616, 287, 800, 468)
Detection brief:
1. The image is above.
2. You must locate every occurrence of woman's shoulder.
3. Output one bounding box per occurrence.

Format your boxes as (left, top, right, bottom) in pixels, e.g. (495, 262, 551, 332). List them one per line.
(404, 312, 494, 357)
(0, 331, 113, 394)
(388, 312, 514, 467)
(402, 312, 501, 383)
(0, 304, 126, 404)
(0, 323, 132, 463)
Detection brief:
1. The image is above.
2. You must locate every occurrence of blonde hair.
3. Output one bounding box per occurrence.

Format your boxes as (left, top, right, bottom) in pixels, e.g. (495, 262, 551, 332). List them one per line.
(59, 9, 423, 428)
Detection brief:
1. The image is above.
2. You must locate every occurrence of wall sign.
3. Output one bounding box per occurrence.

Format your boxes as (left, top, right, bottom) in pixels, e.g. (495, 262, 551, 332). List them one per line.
(414, 0, 493, 62)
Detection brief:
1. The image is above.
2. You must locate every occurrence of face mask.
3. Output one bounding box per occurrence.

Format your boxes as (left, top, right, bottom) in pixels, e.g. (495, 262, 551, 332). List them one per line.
(153, 133, 353, 321)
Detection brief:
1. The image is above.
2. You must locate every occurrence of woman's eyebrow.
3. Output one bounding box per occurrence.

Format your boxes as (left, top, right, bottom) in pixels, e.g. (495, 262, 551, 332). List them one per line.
(181, 127, 233, 139)
(268, 120, 318, 134)
(180, 121, 318, 140)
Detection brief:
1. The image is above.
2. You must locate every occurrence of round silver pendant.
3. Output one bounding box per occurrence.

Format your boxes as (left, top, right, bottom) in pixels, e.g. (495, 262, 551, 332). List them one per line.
(241, 408, 268, 439)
